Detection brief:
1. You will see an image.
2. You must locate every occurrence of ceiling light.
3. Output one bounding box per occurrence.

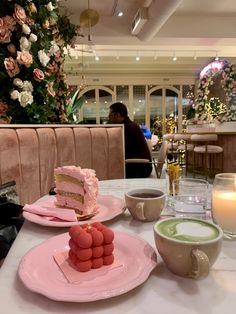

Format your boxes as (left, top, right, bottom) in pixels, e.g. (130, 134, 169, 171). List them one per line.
(95, 55, 100, 61)
(172, 52, 177, 61)
(136, 51, 140, 61)
(118, 12, 123, 17)
(154, 50, 158, 60)
(215, 51, 219, 61)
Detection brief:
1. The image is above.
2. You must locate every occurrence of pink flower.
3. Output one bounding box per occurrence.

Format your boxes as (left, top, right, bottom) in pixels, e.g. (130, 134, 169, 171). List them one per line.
(0, 27, 11, 43)
(16, 51, 33, 67)
(13, 4, 27, 25)
(3, 16, 16, 31)
(4, 57, 20, 77)
(33, 68, 45, 82)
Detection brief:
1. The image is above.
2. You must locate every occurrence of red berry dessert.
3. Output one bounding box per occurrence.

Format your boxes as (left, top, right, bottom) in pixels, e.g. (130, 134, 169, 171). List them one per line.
(68, 223, 115, 272)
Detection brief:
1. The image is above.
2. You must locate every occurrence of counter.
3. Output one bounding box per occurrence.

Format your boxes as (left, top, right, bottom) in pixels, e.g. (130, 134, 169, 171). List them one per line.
(186, 121, 236, 173)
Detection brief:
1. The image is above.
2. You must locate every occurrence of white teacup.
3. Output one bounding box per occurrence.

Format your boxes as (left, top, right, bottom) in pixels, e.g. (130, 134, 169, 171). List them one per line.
(125, 188, 166, 222)
(154, 217, 223, 279)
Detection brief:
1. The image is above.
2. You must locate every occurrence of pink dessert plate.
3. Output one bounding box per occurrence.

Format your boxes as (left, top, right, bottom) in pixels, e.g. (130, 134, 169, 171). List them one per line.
(18, 231, 157, 302)
(23, 195, 125, 227)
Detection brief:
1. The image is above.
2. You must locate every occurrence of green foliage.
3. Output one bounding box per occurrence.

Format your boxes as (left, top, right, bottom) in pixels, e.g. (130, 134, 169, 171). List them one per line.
(67, 90, 85, 123)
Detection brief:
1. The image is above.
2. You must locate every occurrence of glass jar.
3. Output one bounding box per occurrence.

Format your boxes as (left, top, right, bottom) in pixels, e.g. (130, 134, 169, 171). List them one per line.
(212, 173, 236, 239)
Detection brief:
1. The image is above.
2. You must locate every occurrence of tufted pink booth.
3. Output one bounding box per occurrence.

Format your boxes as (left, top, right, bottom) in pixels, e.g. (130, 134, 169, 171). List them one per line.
(0, 125, 125, 205)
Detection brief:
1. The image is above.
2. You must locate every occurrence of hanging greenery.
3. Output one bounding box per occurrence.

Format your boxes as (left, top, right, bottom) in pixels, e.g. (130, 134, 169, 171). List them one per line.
(0, 0, 77, 124)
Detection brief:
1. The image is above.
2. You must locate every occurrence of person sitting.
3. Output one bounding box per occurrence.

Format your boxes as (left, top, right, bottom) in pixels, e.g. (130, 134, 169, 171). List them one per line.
(108, 102, 152, 178)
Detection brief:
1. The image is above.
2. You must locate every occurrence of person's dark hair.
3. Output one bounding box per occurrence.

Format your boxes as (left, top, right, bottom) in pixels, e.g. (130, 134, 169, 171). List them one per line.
(109, 102, 128, 117)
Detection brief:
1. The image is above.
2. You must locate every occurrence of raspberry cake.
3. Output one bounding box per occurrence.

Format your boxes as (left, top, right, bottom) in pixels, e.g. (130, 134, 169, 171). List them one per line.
(68, 222, 115, 272)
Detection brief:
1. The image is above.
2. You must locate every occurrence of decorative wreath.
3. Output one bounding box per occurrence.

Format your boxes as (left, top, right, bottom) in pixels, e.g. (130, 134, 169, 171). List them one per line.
(194, 59, 236, 122)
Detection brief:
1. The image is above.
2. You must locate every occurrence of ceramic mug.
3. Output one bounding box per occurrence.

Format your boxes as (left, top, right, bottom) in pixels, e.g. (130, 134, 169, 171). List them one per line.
(153, 217, 223, 279)
(125, 188, 166, 222)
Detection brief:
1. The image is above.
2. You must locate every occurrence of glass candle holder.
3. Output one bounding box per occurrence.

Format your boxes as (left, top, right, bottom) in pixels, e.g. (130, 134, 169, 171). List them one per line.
(212, 173, 236, 240)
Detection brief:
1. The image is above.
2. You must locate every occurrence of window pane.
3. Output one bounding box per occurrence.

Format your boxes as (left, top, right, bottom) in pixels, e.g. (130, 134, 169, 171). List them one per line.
(116, 86, 128, 105)
(82, 89, 96, 124)
(133, 85, 145, 124)
(99, 89, 112, 124)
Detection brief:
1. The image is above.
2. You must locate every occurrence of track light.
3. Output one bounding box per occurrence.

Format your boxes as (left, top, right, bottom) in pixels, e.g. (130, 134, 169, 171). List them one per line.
(172, 51, 177, 61)
(94, 51, 100, 61)
(116, 51, 120, 60)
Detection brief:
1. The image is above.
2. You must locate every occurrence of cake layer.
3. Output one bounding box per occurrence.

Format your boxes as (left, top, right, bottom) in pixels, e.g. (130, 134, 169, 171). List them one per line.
(55, 195, 98, 214)
(55, 174, 83, 187)
(55, 182, 85, 195)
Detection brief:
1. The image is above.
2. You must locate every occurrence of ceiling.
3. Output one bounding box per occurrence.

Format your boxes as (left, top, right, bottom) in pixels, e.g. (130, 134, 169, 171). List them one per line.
(60, 0, 236, 78)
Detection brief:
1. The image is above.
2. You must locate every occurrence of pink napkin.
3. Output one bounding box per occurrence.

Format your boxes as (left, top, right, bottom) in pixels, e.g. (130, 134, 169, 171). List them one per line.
(23, 204, 77, 222)
(53, 251, 123, 283)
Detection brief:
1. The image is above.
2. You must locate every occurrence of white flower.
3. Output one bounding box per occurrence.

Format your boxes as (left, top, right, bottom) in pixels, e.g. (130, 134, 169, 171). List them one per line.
(22, 23, 31, 35)
(10, 90, 19, 100)
(13, 78, 24, 88)
(38, 50, 50, 67)
(19, 36, 31, 51)
(49, 41, 60, 56)
(22, 80, 33, 92)
(18, 91, 33, 107)
(29, 33, 37, 43)
(46, 2, 54, 11)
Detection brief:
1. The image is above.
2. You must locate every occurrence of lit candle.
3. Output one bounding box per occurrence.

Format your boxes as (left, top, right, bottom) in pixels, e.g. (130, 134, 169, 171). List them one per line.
(212, 191, 236, 232)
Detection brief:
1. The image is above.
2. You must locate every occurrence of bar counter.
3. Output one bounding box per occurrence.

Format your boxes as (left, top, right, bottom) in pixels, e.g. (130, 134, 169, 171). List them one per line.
(187, 121, 236, 172)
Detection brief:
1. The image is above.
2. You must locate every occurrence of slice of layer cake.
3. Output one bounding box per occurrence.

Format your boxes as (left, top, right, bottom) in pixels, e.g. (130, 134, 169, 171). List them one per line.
(54, 166, 98, 215)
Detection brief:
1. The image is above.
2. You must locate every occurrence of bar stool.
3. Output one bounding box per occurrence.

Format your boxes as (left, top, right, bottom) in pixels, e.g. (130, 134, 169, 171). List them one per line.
(163, 133, 178, 161)
(174, 133, 194, 175)
(190, 134, 223, 179)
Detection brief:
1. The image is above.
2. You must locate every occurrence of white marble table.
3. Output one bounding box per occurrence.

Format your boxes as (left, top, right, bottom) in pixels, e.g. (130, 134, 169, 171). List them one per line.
(0, 178, 236, 314)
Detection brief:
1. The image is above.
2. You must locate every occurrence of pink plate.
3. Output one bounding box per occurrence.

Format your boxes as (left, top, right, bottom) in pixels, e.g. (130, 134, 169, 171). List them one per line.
(18, 231, 157, 302)
(23, 195, 125, 227)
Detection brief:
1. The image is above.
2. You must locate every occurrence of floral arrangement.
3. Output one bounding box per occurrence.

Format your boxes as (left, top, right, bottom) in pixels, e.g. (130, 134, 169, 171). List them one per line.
(194, 59, 236, 123)
(0, 0, 77, 124)
(220, 62, 236, 121)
